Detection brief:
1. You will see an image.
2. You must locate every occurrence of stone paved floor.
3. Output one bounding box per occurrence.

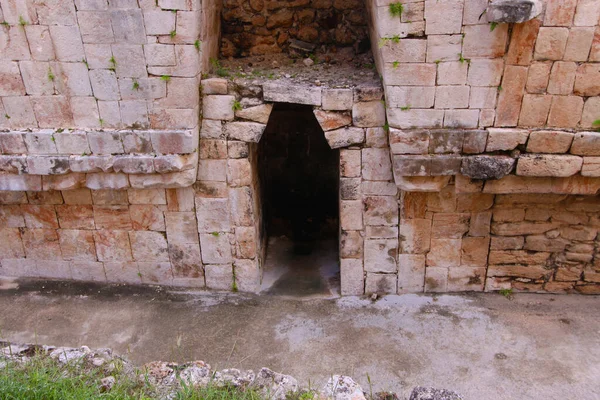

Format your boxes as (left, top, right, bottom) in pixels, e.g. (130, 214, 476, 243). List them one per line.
(0, 279, 599, 400)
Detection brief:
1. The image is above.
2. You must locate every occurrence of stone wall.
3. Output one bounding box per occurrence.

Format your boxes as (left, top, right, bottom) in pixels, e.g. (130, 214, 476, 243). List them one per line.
(220, 0, 369, 56)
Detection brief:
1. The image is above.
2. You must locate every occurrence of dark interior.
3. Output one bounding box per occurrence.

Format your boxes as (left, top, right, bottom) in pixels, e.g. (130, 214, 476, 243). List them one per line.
(258, 103, 339, 254)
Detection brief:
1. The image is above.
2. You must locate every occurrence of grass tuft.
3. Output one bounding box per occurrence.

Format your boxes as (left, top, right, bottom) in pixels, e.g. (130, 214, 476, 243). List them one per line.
(389, 2, 403, 17)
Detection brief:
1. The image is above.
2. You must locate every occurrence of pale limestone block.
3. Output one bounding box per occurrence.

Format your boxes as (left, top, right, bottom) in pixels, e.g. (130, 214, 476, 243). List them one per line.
(54, 62, 93, 96)
(112, 44, 148, 78)
(383, 63, 436, 86)
(437, 61, 468, 85)
(534, 27, 569, 60)
(93, 229, 132, 261)
(86, 173, 129, 189)
(143, 10, 176, 35)
(147, 45, 199, 77)
(25, 25, 55, 61)
(225, 121, 266, 142)
(486, 128, 529, 151)
(234, 259, 260, 293)
(19, 61, 55, 96)
(196, 197, 230, 232)
(129, 231, 169, 261)
(128, 168, 196, 189)
(205, 264, 233, 290)
(322, 88, 353, 111)
(197, 159, 226, 182)
(574, 0, 600, 26)
(526, 130, 574, 153)
(120, 78, 167, 100)
(581, 97, 600, 129)
(434, 86, 470, 109)
(119, 100, 149, 128)
(49, 26, 85, 62)
(340, 258, 364, 295)
(365, 273, 397, 294)
(263, 82, 321, 105)
(380, 39, 426, 63)
(24, 131, 57, 154)
(462, 24, 509, 58)
(203, 95, 235, 121)
(469, 87, 498, 109)
(201, 78, 228, 95)
(169, 242, 203, 279)
(54, 132, 90, 155)
(363, 196, 398, 226)
(154, 153, 197, 173)
(397, 254, 425, 293)
(104, 262, 142, 284)
(424, 0, 463, 35)
(83, 43, 113, 69)
(448, 267, 485, 292)
(229, 187, 254, 226)
(564, 27, 595, 61)
(0, 61, 26, 96)
(340, 149, 361, 177)
(362, 148, 393, 181)
(352, 101, 386, 127)
(165, 211, 198, 243)
(77, 10, 114, 43)
(426, 34, 462, 62)
(150, 129, 197, 154)
(385, 86, 435, 109)
(388, 108, 444, 129)
(0, 26, 32, 60)
(340, 200, 363, 230)
(138, 261, 173, 284)
(200, 233, 232, 264)
(110, 9, 146, 44)
(31, 96, 74, 128)
(581, 157, 600, 177)
(324, 127, 365, 149)
(75, 0, 109, 10)
(88, 131, 124, 154)
(227, 158, 251, 187)
(424, 266, 448, 292)
(467, 59, 504, 86)
(89, 69, 120, 101)
(144, 44, 176, 67)
(547, 95, 584, 128)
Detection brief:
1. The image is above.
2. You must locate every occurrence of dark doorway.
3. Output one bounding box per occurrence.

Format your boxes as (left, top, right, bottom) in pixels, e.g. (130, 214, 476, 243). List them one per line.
(258, 103, 340, 296)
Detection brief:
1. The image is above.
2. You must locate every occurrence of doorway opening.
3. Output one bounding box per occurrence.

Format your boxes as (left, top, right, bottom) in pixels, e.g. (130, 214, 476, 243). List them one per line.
(257, 103, 340, 296)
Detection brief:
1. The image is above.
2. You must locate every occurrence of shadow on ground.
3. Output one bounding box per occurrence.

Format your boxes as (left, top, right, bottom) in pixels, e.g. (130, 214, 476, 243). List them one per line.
(1, 278, 599, 400)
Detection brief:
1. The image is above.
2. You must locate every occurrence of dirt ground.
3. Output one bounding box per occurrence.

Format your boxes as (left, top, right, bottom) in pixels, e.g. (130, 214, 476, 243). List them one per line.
(1, 278, 599, 400)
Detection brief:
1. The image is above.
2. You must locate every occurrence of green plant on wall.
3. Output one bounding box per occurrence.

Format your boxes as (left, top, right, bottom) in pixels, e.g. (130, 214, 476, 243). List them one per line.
(389, 2, 403, 17)
(594, 119, 600, 132)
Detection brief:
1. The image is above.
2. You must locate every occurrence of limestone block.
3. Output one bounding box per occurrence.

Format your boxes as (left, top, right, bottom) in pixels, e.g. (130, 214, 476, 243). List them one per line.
(147, 45, 199, 77)
(112, 45, 148, 79)
(313, 110, 352, 131)
(340, 200, 363, 230)
(365, 273, 396, 294)
(201, 119, 225, 139)
(235, 104, 273, 124)
(383, 63, 436, 86)
(0, 155, 27, 174)
(110, 9, 146, 44)
(364, 239, 398, 273)
(366, 226, 398, 239)
(25, 131, 57, 154)
(150, 130, 197, 154)
(227, 159, 251, 187)
(138, 261, 173, 284)
(534, 27, 569, 60)
(93, 230, 132, 261)
(227, 141, 249, 159)
(362, 148, 393, 181)
(526, 62, 551, 94)
(397, 254, 425, 293)
(324, 127, 365, 149)
(517, 155, 582, 177)
(340, 177, 361, 200)
(143, 10, 176, 35)
(385, 86, 435, 109)
(340, 230, 363, 259)
(467, 59, 504, 87)
(2, 97, 36, 128)
(582, 97, 600, 129)
(24, 25, 55, 61)
(486, 128, 528, 151)
(27, 156, 70, 175)
(544, 0, 578, 26)
(234, 259, 260, 293)
(129, 231, 169, 261)
(89, 70, 119, 101)
(263, 83, 321, 106)
(340, 258, 364, 296)
(87, 131, 124, 154)
(431, 213, 469, 239)
(437, 61, 468, 85)
(200, 233, 232, 264)
(197, 159, 226, 182)
(340, 149, 361, 177)
(203, 95, 235, 121)
(469, 211, 492, 237)
(574, 0, 600, 26)
(426, 238, 461, 267)
(0, 132, 27, 154)
(363, 196, 398, 226)
(444, 110, 479, 129)
(389, 128, 428, 155)
(225, 122, 266, 143)
(229, 187, 254, 226)
(78, 10, 114, 43)
(486, 0, 542, 23)
(0, 228, 25, 258)
(424, 0, 463, 35)
(496, 65, 528, 127)
(479, 109, 496, 128)
(574, 64, 600, 97)
(196, 197, 230, 232)
(581, 157, 600, 177)
(322, 88, 353, 111)
(435, 86, 470, 109)
(380, 39, 426, 63)
(387, 109, 444, 129)
(395, 176, 451, 192)
(547, 96, 584, 128)
(526, 130, 574, 153)
(201, 78, 227, 95)
(460, 237, 490, 267)
(462, 24, 509, 58)
(448, 267, 486, 292)
(564, 27, 595, 62)
(568, 132, 600, 156)
(104, 262, 142, 284)
(399, 218, 431, 254)
(130, 205, 165, 231)
(352, 101, 386, 128)
(235, 227, 257, 259)
(21, 205, 59, 229)
(86, 173, 130, 189)
(393, 155, 430, 176)
(154, 153, 197, 173)
(58, 229, 96, 261)
(70, 156, 113, 173)
(144, 44, 176, 67)
(164, 211, 198, 244)
(424, 267, 448, 292)
(366, 127, 388, 148)
(19, 61, 55, 96)
(506, 17, 542, 65)
(48, 26, 85, 62)
(354, 87, 384, 103)
(32, 96, 74, 128)
(129, 169, 197, 189)
(462, 130, 488, 154)
(426, 34, 462, 63)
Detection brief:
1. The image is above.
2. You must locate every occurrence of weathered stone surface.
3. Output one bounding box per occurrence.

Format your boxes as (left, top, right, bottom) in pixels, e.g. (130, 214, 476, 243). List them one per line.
(365, 273, 397, 294)
(263, 83, 321, 106)
(324, 127, 364, 149)
(203, 95, 235, 121)
(389, 129, 429, 155)
(352, 101, 385, 128)
(571, 132, 600, 156)
(313, 110, 352, 131)
(322, 89, 353, 111)
(252, 368, 298, 400)
(486, 0, 542, 23)
(582, 157, 600, 177)
(486, 128, 529, 151)
(235, 104, 273, 124)
(461, 156, 515, 180)
(340, 258, 364, 296)
(322, 376, 366, 400)
(526, 131, 574, 153)
(409, 386, 463, 400)
(365, 239, 397, 273)
(201, 78, 228, 95)
(362, 148, 393, 181)
(517, 155, 583, 177)
(225, 122, 266, 143)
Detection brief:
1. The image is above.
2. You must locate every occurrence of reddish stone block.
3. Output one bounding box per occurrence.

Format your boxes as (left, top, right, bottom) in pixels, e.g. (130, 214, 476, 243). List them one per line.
(93, 205, 132, 230)
(129, 231, 169, 262)
(506, 18, 541, 65)
(544, 0, 577, 27)
(138, 261, 173, 284)
(55, 205, 95, 229)
(58, 229, 97, 261)
(130, 205, 166, 231)
(21, 229, 62, 260)
(93, 230, 133, 261)
(21, 205, 59, 229)
(495, 66, 528, 127)
(0, 205, 25, 227)
(0, 228, 25, 258)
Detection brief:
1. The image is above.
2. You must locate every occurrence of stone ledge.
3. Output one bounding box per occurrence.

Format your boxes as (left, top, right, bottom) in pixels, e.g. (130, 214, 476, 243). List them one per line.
(0, 128, 198, 156)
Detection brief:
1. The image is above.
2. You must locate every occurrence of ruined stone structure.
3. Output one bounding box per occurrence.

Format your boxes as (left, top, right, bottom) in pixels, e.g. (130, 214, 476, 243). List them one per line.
(0, 0, 599, 295)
